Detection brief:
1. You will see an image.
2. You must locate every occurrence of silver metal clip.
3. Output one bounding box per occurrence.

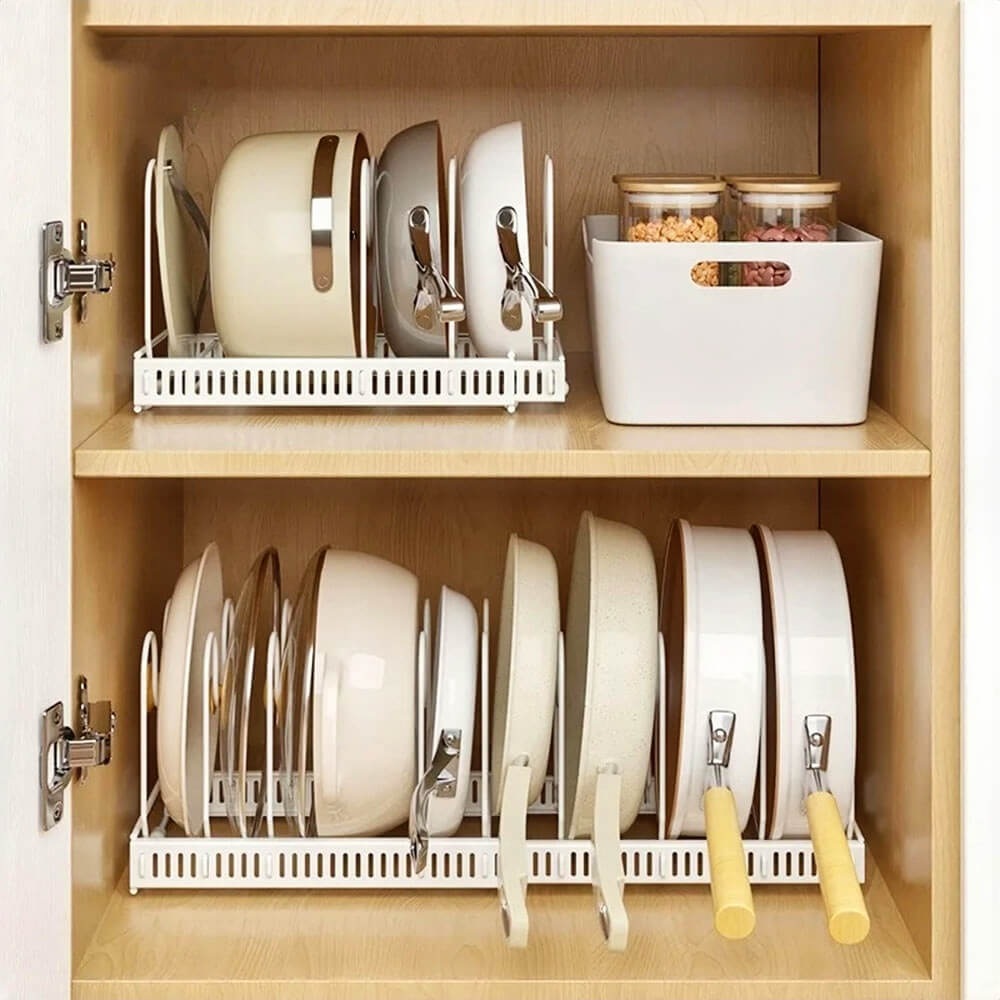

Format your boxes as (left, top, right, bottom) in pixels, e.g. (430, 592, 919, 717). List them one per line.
(409, 728, 462, 872)
(707, 710, 736, 789)
(407, 206, 465, 330)
(42, 220, 115, 342)
(804, 714, 832, 794)
(40, 677, 116, 830)
(495, 206, 562, 331)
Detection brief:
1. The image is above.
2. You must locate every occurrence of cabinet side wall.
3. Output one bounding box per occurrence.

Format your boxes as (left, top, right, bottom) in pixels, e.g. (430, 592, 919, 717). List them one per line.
(819, 28, 931, 446)
(72, 480, 183, 971)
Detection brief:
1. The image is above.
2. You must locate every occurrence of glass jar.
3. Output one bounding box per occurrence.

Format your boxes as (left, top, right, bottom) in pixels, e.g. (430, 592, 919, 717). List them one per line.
(720, 174, 819, 242)
(737, 179, 840, 287)
(614, 175, 724, 286)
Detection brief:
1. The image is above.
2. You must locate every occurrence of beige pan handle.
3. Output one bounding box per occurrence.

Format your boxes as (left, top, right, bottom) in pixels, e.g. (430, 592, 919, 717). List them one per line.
(804, 714, 870, 945)
(806, 790, 870, 944)
(497, 759, 531, 948)
(704, 786, 755, 939)
(592, 765, 628, 952)
(705, 710, 754, 940)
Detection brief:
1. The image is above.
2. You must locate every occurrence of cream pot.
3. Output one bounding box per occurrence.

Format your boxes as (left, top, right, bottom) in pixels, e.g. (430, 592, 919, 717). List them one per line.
(210, 130, 372, 357)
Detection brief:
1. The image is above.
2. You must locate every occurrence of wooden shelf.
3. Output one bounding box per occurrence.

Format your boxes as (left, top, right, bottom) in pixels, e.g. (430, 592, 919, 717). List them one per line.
(74, 355, 929, 480)
(73, 860, 927, 1000)
(81, 0, 942, 33)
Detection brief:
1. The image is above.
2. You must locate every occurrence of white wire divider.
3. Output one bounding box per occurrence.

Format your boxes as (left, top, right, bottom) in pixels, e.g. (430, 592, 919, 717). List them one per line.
(134, 154, 568, 412)
(130, 594, 865, 920)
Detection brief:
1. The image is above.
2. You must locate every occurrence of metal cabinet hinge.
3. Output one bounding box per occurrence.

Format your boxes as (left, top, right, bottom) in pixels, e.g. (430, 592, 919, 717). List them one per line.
(42, 220, 115, 343)
(40, 676, 116, 830)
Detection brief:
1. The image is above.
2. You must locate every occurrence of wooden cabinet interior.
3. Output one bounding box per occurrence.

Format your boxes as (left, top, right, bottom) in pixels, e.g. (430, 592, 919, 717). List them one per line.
(67, 5, 958, 999)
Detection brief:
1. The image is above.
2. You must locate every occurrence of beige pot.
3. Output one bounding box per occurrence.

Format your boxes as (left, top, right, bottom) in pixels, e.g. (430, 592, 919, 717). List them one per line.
(210, 130, 372, 357)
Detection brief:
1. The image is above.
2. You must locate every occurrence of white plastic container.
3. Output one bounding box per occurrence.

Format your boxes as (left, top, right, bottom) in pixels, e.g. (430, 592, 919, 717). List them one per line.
(583, 215, 882, 425)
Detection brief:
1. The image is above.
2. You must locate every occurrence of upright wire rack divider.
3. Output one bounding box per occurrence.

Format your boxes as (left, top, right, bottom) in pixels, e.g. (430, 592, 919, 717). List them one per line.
(134, 153, 568, 412)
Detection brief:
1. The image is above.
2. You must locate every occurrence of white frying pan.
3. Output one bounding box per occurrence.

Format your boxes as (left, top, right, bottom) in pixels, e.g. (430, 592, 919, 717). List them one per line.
(564, 512, 658, 951)
(491, 534, 560, 948)
(661, 520, 763, 939)
(408, 585, 479, 872)
(755, 525, 870, 945)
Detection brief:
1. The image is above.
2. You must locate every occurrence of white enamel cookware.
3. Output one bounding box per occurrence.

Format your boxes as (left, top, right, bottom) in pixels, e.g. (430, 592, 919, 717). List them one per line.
(661, 520, 762, 939)
(211, 130, 373, 357)
(564, 512, 658, 951)
(460, 121, 561, 359)
(755, 525, 870, 945)
(408, 585, 479, 870)
(312, 549, 418, 837)
(155, 124, 209, 356)
(491, 534, 560, 948)
(157, 543, 224, 836)
(376, 121, 465, 357)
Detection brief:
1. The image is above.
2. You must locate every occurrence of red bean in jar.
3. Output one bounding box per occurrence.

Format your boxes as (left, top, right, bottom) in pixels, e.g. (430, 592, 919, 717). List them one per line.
(736, 179, 840, 286)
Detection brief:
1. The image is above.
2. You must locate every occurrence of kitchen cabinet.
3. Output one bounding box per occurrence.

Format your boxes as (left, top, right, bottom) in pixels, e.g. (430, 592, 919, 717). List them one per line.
(0, 2, 986, 999)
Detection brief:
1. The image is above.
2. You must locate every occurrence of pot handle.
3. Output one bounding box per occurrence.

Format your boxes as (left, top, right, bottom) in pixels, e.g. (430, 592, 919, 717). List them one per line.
(704, 786, 755, 939)
(496, 206, 563, 328)
(310, 134, 338, 293)
(806, 790, 870, 944)
(408, 206, 466, 329)
(704, 710, 754, 939)
(592, 765, 628, 951)
(409, 728, 462, 874)
(497, 760, 531, 948)
(317, 659, 340, 809)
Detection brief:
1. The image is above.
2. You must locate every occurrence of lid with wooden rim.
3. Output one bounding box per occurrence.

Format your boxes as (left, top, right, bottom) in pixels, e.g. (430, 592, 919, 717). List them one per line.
(613, 174, 724, 194)
(735, 178, 840, 193)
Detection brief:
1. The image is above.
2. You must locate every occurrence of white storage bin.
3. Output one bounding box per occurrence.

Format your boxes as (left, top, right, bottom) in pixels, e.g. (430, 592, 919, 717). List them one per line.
(583, 215, 883, 425)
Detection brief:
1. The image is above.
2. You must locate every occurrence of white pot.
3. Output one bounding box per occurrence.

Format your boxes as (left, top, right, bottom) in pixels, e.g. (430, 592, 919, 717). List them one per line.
(211, 130, 372, 357)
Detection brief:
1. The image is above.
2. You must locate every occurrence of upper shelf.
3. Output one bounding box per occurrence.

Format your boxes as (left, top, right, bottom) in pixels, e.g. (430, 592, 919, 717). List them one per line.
(81, 0, 944, 33)
(74, 354, 929, 479)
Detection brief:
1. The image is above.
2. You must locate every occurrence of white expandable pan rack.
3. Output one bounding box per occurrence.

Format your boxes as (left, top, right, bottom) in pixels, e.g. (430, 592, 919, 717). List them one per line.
(130, 598, 865, 937)
(134, 156, 567, 412)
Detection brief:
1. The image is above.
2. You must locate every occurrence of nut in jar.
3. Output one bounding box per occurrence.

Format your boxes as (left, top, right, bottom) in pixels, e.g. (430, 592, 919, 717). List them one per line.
(613, 175, 725, 286)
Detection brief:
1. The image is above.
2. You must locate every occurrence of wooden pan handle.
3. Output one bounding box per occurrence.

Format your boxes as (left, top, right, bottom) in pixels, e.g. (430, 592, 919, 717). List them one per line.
(806, 790, 870, 944)
(704, 786, 755, 939)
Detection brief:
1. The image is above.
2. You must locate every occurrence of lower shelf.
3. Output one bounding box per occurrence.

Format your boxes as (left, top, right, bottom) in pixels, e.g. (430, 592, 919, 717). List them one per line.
(74, 857, 928, 1000)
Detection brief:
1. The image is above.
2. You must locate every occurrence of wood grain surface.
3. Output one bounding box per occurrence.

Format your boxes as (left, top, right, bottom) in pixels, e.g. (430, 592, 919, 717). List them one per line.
(74, 357, 930, 479)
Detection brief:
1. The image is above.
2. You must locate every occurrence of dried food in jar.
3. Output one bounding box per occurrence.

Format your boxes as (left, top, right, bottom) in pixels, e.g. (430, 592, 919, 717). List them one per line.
(737, 178, 840, 287)
(614, 175, 724, 286)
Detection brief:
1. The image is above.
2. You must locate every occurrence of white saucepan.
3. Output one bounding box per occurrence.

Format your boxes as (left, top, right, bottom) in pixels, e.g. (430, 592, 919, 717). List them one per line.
(211, 130, 373, 357)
